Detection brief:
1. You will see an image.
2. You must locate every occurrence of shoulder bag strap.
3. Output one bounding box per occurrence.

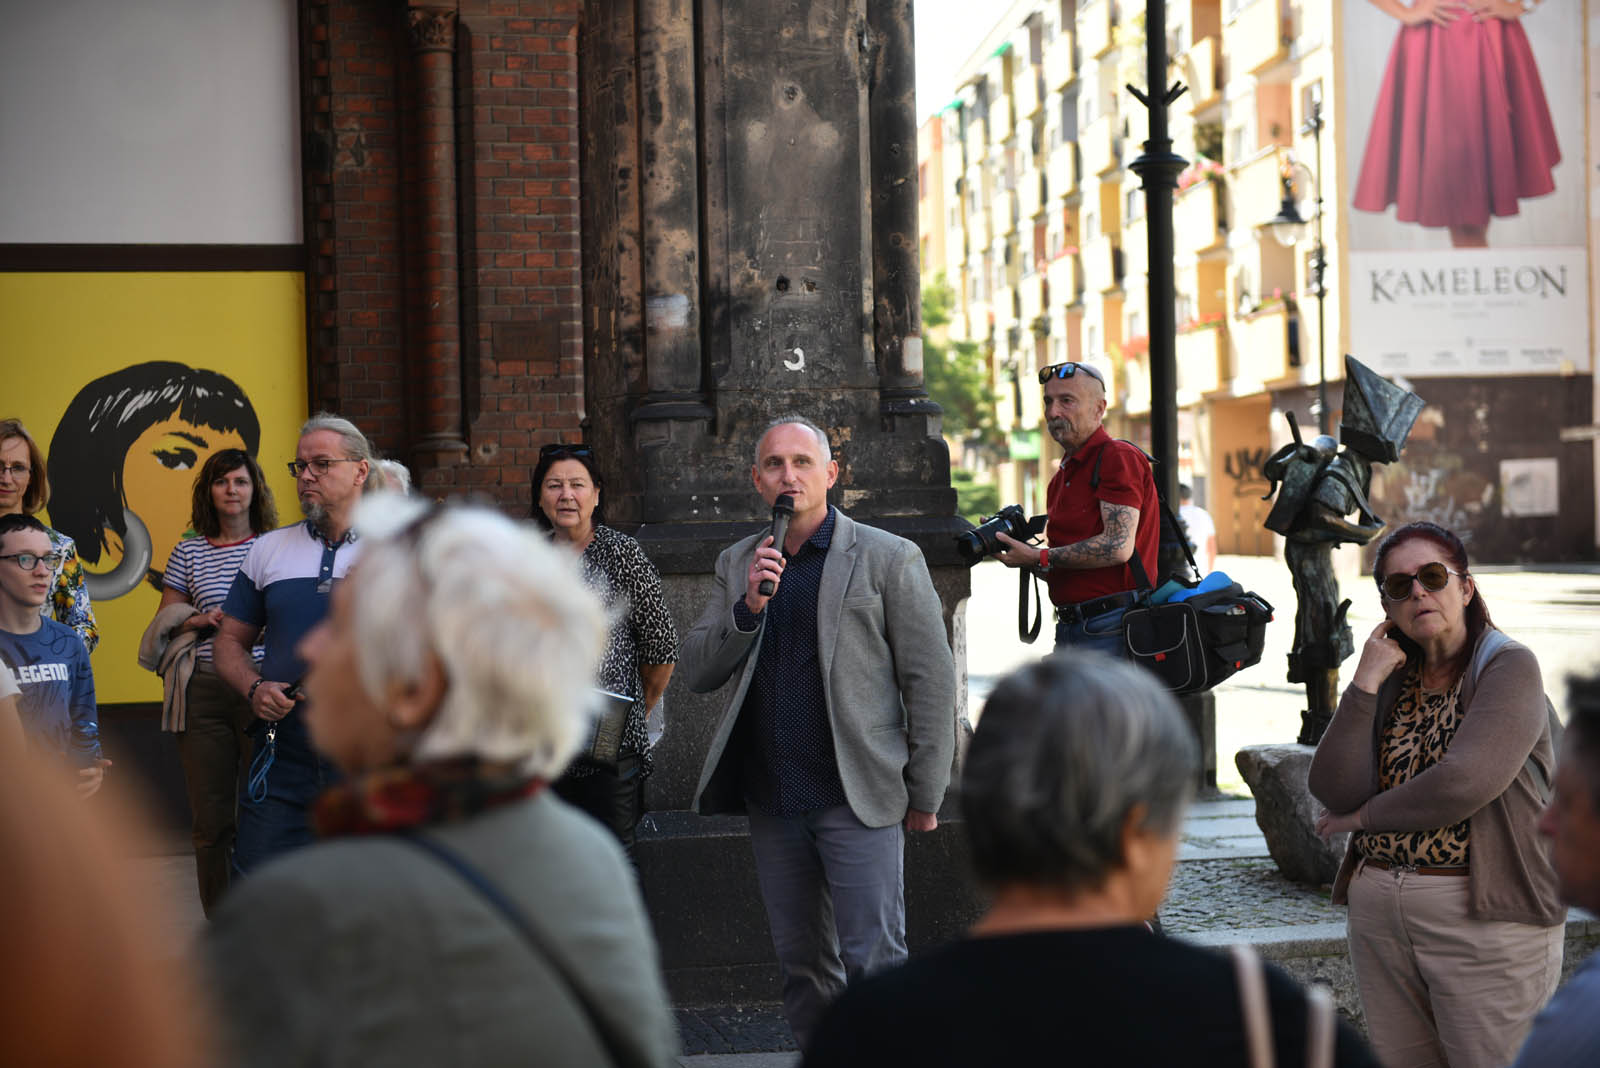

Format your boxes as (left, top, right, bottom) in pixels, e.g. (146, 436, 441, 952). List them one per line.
(396, 831, 641, 1068)
(1018, 566, 1043, 644)
(1229, 944, 1275, 1068)
(1305, 984, 1336, 1068)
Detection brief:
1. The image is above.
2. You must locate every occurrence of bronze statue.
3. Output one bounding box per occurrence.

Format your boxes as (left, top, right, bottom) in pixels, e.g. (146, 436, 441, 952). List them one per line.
(1261, 357, 1423, 744)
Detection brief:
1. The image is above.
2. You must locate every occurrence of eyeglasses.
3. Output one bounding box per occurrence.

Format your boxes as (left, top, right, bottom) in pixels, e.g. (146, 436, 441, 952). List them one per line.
(287, 458, 360, 478)
(0, 463, 30, 481)
(0, 551, 64, 572)
(539, 443, 592, 459)
(1379, 562, 1465, 601)
(1038, 361, 1106, 387)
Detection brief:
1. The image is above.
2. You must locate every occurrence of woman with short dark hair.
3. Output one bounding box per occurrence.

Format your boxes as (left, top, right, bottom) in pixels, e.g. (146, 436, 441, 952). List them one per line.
(143, 448, 278, 914)
(1311, 521, 1564, 1068)
(804, 653, 1378, 1067)
(0, 418, 96, 652)
(532, 443, 678, 854)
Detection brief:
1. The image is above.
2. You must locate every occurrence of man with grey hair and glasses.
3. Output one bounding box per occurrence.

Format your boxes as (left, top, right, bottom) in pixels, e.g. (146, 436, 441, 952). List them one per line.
(213, 413, 375, 874)
(992, 361, 1160, 654)
(683, 415, 956, 1047)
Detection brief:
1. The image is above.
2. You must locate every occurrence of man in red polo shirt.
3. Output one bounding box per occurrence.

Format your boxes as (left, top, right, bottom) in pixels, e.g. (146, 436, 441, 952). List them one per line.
(994, 361, 1159, 654)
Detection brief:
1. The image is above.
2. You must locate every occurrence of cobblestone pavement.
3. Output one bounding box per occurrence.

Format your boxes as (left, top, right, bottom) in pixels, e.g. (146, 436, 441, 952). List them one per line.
(677, 1006, 796, 1056)
(1161, 856, 1343, 934)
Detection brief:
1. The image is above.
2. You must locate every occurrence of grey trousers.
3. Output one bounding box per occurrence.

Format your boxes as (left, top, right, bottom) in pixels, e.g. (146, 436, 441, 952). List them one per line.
(746, 804, 907, 1049)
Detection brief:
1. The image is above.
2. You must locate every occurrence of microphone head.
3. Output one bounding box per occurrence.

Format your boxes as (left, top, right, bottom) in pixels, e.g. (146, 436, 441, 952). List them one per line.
(774, 493, 796, 514)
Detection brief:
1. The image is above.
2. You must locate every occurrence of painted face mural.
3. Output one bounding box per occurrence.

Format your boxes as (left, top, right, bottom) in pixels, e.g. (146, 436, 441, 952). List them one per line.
(47, 361, 262, 600)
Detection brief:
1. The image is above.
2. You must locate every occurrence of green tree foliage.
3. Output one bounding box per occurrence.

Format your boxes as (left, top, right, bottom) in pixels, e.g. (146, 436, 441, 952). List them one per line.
(951, 468, 1000, 526)
(922, 274, 1001, 447)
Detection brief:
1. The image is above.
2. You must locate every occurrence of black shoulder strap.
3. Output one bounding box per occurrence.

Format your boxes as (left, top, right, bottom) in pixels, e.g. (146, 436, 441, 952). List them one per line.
(1018, 567, 1043, 644)
(1093, 439, 1200, 587)
(396, 830, 643, 1068)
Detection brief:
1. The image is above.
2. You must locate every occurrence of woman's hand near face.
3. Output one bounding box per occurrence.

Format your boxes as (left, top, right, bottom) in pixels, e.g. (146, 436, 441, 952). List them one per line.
(1351, 620, 1408, 694)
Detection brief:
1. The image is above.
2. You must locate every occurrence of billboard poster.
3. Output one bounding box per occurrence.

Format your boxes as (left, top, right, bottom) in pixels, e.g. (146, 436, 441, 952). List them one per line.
(1342, 1, 1588, 377)
(0, 272, 307, 703)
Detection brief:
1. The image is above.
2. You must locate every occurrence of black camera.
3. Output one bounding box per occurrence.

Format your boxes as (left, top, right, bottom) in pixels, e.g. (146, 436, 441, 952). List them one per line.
(954, 504, 1045, 564)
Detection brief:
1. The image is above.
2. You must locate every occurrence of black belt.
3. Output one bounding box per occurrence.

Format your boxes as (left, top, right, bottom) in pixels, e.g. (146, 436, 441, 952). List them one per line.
(1362, 857, 1468, 877)
(1054, 590, 1137, 626)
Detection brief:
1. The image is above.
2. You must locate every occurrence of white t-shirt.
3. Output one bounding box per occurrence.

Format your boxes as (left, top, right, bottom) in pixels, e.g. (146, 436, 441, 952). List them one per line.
(0, 665, 17, 701)
(1179, 503, 1216, 548)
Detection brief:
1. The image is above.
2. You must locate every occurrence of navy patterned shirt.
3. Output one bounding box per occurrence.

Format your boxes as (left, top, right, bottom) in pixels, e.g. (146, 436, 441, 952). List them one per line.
(731, 507, 848, 816)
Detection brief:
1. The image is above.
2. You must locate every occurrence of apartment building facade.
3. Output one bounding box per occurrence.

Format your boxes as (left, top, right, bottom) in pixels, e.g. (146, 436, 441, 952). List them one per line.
(922, 0, 1597, 561)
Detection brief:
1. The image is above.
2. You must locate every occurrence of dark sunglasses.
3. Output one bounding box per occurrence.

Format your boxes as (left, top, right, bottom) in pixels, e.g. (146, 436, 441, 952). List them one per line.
(1379, 562, 1465, 602)
(1038, 361, 1106, 387)
(539, 443, 592, 459)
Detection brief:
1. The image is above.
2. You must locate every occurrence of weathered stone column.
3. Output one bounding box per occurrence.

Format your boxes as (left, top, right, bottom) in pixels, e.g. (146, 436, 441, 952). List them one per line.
(404, 6, 468, 467)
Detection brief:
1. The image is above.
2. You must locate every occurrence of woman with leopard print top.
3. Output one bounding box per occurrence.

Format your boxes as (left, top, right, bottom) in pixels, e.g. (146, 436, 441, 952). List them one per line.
(534, 443, 678, 856)
(1309, 522, 1562, 1068)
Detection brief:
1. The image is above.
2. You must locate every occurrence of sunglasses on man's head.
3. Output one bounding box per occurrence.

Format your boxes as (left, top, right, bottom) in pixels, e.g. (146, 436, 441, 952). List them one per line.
(1038, 361, 1106, 387)
(1379, 562, 1464, 602)
(539, 443, 592, 459)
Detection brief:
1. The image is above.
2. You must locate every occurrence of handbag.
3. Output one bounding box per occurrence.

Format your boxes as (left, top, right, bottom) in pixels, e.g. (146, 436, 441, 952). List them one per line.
(1229, 943, 1335, 1068)
(585, 689, 635, 770)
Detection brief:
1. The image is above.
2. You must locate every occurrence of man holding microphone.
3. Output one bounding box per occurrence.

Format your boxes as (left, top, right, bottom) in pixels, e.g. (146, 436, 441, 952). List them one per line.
(683, 415, 956, 1048)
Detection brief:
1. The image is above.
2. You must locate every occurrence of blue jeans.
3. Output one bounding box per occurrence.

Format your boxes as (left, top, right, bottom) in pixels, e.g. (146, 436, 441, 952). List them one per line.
(233, 717, 336, 876)
(1054, 604, 1129, 657)
(746, 804, 907, 1048)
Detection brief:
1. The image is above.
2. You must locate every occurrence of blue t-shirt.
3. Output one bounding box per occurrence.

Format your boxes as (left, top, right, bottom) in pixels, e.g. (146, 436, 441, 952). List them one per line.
(0, 619, 100, 766)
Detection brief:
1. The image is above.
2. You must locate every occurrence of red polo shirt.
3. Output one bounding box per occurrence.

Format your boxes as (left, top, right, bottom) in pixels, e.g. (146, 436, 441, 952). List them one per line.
(1044, 426, 1161, 606)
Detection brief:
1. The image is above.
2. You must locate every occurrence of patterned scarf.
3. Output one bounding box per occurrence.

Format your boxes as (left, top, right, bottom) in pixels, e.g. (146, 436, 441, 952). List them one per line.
(312, 759, 546, 838)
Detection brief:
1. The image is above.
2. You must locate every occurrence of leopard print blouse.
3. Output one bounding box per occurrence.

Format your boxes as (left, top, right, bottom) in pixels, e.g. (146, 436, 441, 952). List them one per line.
(1353, 669, 1471, 869)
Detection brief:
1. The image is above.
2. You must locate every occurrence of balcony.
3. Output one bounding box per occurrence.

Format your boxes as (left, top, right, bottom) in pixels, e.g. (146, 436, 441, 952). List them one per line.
(1020, 169, 1047, 220)
(1078, 0, 1115, 60)
(1123, 351, 1151, 416)
(1176, 324, 1226, 400)
(1047, 251, 1084, 308)
(1082, 233, 1124, 294)
(995, 188, 1020, 235)
(1123, 213, 1148, 287)
(1047, 142, 1081, 202)
(1080, 117, 1122, 179)
(1174, 178, 1226, 256)
(989, 90, 1014, 145)
(1223, 0, 1287, 77)
(1231, 303, 1293, 388)
(964, 115, 988, 167)
(1013, 56, 1041, 119)
(967, 204, 992, 249)
(1179, 35, 1221, 110)
(1043, 29, 1078, 91)
(1230, 149, 1285, 235)
(1019, 272, 1047, 329)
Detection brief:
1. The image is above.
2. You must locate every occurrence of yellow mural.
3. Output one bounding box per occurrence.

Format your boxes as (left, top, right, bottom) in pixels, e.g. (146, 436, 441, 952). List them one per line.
(0, 272, 307, 702)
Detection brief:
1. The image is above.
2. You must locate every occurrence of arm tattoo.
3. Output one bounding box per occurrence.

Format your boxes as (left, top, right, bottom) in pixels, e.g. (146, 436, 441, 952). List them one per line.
(1048, 502, 1138, 570)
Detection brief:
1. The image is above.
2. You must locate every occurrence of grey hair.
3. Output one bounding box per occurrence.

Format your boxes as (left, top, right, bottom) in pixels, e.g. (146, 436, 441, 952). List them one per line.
(371, 459, 413, 495)
(962, 652, 1198, 894)
(755, 414, 832, 464)
(300, 412, 376, 460)
(342, 494, 609, 779)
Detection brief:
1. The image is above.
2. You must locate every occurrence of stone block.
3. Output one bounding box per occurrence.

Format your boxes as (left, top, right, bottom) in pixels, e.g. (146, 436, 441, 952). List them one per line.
(1235, 743, 1347, 886)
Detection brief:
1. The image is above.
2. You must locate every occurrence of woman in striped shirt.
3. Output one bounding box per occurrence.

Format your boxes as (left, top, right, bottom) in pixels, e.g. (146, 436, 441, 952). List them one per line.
(152, 448, 278, 915)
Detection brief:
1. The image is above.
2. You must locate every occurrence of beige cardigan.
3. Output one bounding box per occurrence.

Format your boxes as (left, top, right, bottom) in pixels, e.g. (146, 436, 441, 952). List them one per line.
(137, 603, 200, 732)
(1308, 628, 1562, 927)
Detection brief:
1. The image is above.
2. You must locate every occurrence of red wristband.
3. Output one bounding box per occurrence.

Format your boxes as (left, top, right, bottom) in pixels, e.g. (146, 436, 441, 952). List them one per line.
(1039, 547, 1050, 571)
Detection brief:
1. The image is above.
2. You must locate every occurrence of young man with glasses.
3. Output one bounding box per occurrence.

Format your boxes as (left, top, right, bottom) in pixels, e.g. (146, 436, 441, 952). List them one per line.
(992, 361, 1160, 654)
(0, 514, 107, 795)
(212, 414, 374, 875)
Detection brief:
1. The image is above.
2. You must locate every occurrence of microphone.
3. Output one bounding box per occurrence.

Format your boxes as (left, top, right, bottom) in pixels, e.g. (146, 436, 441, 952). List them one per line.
(758, 493, 796, 597)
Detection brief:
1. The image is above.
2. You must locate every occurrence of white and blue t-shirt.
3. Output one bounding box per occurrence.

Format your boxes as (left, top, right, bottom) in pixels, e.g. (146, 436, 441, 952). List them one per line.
(164, 534, 264, 664)
(0, 618, 99, 765)
(222, 521, 363, 689)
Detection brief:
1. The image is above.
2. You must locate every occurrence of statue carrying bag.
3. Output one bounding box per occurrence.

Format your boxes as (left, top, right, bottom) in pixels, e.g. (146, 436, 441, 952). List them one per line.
(1103, 445, 1274, 694)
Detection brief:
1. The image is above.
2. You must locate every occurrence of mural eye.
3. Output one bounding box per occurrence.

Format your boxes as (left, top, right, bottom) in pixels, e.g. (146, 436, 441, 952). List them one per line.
(154, 447, 198, 470)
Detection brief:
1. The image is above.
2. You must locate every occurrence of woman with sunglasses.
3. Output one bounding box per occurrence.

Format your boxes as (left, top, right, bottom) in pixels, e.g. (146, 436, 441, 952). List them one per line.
(532, 443, 678, 854)
(0, 419, 97, 653)
(143, 448, 279, 915)
(1309, 521, 1563, 1068)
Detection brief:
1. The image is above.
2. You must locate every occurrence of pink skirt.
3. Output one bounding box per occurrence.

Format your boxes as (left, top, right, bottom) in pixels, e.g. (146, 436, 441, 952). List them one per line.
(1352, 16, 1560, 230)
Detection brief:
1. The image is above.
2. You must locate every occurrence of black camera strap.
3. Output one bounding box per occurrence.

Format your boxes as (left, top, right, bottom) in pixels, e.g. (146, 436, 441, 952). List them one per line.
(1018, 566, 1043, 644)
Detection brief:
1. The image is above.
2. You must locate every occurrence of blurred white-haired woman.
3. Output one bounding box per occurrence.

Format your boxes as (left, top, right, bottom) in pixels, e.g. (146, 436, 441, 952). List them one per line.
(206, 495, 678, 1068)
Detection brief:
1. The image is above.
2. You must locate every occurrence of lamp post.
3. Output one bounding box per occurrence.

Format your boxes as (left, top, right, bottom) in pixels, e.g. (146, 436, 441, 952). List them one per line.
(1265, 97, 1327, 435)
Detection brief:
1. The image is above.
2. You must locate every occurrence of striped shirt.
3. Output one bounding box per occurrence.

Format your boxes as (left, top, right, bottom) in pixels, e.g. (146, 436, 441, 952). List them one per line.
(164, 535, 263, 664)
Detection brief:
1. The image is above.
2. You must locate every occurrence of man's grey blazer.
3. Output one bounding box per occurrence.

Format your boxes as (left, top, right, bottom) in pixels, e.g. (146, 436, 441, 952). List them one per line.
(682, 508, 957, 828)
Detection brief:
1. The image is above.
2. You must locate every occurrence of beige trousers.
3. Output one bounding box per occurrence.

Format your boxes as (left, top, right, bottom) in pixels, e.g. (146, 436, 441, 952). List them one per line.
(1347, 860, 1563, 1068)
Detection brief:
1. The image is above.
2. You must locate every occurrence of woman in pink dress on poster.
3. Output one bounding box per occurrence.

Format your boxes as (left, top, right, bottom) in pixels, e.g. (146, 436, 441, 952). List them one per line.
(1353, 1, 1559, 248)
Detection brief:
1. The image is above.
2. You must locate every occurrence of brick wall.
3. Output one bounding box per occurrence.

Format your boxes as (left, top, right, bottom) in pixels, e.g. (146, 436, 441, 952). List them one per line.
(300, 0, 584, 514)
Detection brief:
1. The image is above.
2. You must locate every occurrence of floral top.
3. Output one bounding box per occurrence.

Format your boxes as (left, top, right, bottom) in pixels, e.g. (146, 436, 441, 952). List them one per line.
(42, 526, 97, 655)
(1355, 670, 1470, 869)
(569, 525, 678, 777)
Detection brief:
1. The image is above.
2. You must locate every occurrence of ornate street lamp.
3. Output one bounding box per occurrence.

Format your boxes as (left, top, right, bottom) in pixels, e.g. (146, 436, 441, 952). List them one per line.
(1263, 97, 1327, 435)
